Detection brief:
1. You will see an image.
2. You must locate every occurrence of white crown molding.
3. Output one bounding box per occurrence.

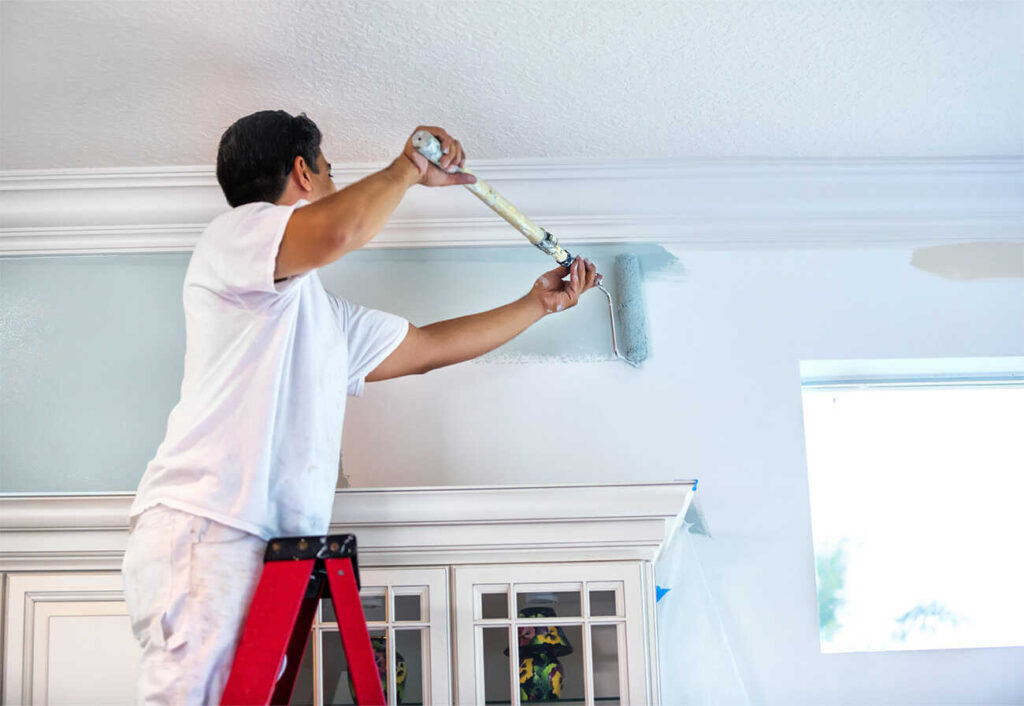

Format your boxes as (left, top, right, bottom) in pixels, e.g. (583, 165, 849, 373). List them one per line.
(0, 481, 696, 571)
(2, 158, 1021, 254)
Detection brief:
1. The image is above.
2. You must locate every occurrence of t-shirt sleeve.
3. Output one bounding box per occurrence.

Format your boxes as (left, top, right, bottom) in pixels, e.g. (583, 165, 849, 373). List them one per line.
(204, 199, 310, 302)
(332, 296, 410, 397)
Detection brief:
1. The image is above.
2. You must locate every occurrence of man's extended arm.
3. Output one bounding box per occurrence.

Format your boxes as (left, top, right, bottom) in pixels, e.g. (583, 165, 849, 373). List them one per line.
(366, 258, 600, 381)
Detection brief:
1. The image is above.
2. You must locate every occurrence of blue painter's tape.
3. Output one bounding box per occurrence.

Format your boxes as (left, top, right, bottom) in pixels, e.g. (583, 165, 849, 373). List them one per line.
(656, 586, 671, 602)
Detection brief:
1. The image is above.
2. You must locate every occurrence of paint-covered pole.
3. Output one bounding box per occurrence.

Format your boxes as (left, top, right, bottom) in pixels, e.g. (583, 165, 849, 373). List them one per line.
(411, 130, 575, 268)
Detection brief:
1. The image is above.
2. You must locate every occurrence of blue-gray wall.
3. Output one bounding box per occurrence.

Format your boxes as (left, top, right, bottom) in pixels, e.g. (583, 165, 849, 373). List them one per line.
(1, 245, 657, 492)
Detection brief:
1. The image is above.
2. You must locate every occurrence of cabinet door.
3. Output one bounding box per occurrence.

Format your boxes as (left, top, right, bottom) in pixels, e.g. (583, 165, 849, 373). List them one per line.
(453, 562, 650, 706)
(290, 566, 450, 706)
(2, 572, 141, 705)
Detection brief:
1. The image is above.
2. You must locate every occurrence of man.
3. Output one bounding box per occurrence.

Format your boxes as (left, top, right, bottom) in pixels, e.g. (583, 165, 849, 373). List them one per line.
(121, 111, 599, 704)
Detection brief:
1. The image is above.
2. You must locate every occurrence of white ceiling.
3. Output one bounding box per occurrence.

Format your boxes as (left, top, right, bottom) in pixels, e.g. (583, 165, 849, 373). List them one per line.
(2, 0, 1022, 170)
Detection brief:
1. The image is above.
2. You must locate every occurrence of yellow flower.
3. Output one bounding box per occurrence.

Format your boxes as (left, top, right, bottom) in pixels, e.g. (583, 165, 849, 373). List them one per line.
(552, 669, 563, 697)
(538, 627, 562, 644)
(519, 657, 534, 683)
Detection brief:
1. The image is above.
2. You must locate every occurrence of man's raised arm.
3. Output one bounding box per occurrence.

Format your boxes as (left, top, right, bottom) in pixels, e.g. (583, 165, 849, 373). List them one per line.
(275, 126, 476, 280)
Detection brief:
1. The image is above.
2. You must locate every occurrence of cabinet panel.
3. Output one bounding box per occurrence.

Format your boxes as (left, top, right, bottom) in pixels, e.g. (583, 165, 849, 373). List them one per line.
(453, 562, 650, 706)
(3, 572, 139, 705)
(36, 607, 139, 704)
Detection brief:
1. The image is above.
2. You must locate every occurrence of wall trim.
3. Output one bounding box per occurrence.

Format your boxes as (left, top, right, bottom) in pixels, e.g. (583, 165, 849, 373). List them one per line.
(2, 158, 1020, 254)
(0, 481, 696, 571)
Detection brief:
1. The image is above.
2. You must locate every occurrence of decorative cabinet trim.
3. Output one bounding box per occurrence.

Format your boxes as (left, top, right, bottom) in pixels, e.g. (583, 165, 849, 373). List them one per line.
(2, 158, 1021, 254)
(0, 482, 696, 571)
(2, 572, 132, 705)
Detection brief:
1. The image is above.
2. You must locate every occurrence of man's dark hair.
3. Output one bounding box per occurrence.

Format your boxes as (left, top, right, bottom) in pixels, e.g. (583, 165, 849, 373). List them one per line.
(216, 110, 322, 207)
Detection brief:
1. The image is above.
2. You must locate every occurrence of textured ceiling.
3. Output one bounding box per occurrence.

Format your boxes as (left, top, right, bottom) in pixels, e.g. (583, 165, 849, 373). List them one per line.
(2, 0, 1022, 170)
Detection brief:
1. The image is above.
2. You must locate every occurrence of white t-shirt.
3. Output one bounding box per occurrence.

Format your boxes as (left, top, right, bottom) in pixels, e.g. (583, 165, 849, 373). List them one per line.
(130, 199, 409, 540)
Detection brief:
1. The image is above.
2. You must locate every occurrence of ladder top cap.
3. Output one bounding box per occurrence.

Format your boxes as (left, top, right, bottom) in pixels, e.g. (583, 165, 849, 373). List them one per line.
(265, 534, 357, 562)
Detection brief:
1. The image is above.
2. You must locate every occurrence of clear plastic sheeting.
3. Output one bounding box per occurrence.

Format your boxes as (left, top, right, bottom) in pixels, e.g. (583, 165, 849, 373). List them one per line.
(655, 521, 751, 706)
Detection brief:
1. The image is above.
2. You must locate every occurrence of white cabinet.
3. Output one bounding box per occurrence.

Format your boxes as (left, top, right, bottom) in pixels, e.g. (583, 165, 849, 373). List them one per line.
(0, 482, 695, 706)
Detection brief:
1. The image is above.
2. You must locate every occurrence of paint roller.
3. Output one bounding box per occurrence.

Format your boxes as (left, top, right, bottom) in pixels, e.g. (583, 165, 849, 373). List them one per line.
(412, 130, 648, 366)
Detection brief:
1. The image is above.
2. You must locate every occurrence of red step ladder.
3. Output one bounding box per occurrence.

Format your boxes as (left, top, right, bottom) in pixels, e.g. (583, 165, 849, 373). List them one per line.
(220, 534, 387, 705)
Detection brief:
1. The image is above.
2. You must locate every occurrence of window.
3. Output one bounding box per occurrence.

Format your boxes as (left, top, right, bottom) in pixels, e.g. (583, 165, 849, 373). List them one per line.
(800, 358, 1024, 653)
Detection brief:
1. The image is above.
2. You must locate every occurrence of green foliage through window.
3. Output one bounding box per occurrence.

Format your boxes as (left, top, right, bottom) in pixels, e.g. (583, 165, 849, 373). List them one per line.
(892, 600, 960, 642)
(816, 543, 847, 641)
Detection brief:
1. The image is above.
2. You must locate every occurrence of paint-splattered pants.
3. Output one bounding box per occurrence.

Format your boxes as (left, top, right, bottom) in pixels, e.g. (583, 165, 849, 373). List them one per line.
(121, 504, 266, 705)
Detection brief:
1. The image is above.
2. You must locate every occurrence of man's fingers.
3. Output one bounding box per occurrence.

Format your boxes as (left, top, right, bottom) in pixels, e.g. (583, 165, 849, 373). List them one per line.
(407, 126, 472, 183)
(539, 265, 570, 286)
(440, 140, 453, 169)
(570, 259, 582, 299)
(584, 259, 599, 289)
(533, 258, 601, 315)
(446, 140, 462, 172)
(426, 126, 452, 168)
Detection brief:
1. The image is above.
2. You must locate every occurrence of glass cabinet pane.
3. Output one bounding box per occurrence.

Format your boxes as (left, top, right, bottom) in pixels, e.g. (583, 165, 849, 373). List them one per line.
(478, 586, 510, 620)
(481, 594, 508, 620)
(393, 629, 426, 705)
(321, 628, 388, 705)
(321, 587, 387, 624)
(361, 590, 388, 622)
(289, 636, 316, 706)
(591, 624, 622, 704)
(588, 589, 620, 617)
(320, 629, 352, 705)
(481, 627, 512, 704)
(518, 624, 584, 703)
(515, 589, 582, 618)
(394, 592, 424, 622)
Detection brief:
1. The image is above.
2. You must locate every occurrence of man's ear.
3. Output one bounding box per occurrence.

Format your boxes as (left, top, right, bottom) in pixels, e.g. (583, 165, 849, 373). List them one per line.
(292, 155, 314, 192)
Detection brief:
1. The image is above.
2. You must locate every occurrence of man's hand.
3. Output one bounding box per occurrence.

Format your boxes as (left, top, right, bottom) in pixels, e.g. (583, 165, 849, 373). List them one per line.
(398, 126, 477, 187)
(530, 257, 601, 315)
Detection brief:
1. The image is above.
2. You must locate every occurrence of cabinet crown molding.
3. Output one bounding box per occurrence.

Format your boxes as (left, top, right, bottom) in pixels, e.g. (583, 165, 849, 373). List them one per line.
(0, 481, 697, 570)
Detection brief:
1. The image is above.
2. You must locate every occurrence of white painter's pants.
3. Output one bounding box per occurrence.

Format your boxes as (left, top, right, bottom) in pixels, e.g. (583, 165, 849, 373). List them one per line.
(122, 505, 266, 705)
